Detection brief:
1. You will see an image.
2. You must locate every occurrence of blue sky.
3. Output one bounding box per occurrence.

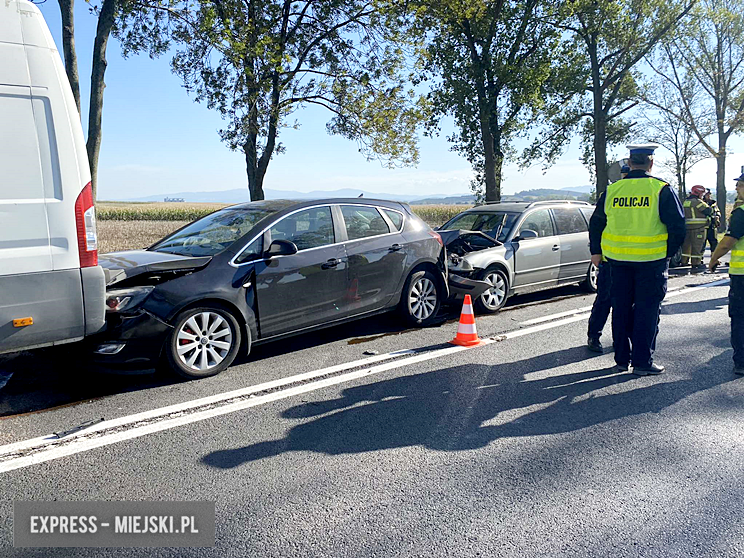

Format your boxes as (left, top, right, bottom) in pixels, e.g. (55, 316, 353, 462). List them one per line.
(36, 2, 744, 201)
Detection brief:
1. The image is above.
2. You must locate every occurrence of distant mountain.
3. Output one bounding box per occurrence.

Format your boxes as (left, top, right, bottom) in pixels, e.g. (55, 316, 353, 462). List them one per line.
(119, 188, 472, 204)
(117, 186, 591, 205)
(560, 185, 593, 194)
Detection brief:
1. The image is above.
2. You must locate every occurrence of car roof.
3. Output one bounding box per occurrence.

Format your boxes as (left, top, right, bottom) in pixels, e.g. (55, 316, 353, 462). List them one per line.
(228, 198, 407, 211)
(463, 201, 592, 214)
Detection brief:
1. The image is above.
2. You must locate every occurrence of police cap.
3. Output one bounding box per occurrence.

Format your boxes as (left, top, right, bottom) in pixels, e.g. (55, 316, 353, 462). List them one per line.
(620, 164, 630, 174)
(627, 143, 660, 156)
(734, 172, 744, 182)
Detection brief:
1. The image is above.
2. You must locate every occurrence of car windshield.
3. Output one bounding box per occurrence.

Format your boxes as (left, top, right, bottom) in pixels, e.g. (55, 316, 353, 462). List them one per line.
(442, 211, 518, 242)
(150, 207, 282, 256)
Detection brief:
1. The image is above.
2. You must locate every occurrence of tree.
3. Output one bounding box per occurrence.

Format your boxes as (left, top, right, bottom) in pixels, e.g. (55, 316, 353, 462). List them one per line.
(116, 0, 426, 201)
(411, 0, 563, 202)
(640, 77, 712, 198)
(56, 0, 81, 113)
(646, 0, 744, 229)
(530, 0, 694, 197)
(50, 0, 121, 199)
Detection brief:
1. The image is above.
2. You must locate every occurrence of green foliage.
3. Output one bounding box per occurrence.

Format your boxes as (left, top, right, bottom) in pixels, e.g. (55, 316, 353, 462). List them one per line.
(408, 0, 564, 202)
(115, 0, 427, 199)
(526, 0, 695, 192)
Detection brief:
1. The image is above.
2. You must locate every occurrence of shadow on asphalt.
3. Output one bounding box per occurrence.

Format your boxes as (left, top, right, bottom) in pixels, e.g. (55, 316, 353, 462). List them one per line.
(661, 296, 728, 315)
(201, 348, 740, 469)
(0, 284, 594, 417)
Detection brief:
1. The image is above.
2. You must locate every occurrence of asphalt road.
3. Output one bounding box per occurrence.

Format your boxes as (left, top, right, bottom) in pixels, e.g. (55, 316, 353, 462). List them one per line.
(1, 266, 743, 557)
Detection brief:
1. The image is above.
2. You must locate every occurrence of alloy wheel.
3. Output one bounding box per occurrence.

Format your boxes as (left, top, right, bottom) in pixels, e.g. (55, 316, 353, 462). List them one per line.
(481, 272, 507, 310)
(176, 311, 234, 372)
(409, 277, 437, 321)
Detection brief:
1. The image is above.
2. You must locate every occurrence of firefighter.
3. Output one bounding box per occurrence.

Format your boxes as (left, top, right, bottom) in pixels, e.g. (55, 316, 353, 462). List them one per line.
(681, 185, 713, 270)
(702, 189, 721, 254)
(589, 144, 685, 375)
(709, 172, 744, 374)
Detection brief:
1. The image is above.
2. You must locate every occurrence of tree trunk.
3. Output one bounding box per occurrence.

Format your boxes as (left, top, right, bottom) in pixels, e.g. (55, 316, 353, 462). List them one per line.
(57, 0, 80, 114)
(244, 137, 265, 201)
(593, 110, 609, 196)
(480, 110, 498, 202)
(716, 148, 727, 231)
(86, 0, 116, 201)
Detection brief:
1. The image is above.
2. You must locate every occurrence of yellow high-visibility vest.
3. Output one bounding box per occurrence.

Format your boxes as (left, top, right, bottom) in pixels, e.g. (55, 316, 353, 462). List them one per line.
(730, 206, 744, 275)
(601, 177, 668, 262)
(683, 198, 709, 229)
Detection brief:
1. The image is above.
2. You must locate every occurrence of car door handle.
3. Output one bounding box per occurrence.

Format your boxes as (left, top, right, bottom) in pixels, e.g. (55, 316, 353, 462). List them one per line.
(321, 258, 339, 269)
(389, 244, 403, 252)
(552, 245, 560, 251)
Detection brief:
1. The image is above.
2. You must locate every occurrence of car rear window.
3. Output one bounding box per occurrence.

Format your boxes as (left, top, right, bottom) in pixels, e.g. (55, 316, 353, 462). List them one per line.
(341, 206, 391, 240)
(382, 209, 404, 231)
(552, 207, 588, 234)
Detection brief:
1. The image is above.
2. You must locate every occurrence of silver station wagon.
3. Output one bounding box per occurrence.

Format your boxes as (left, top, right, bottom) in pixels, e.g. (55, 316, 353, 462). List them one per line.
(440, 201, 598, 313)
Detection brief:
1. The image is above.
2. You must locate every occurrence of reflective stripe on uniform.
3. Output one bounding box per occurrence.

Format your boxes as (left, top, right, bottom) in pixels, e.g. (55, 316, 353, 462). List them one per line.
(730, 209, 744, 275)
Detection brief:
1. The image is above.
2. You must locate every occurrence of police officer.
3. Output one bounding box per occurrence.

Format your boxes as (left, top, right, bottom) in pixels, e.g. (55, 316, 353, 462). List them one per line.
(709, 172, 744, 374)
(587, 164, 629, 353)
(589, 144, 686, 375)
(702, 189, 721, 254)
(681, 185, 713, 270)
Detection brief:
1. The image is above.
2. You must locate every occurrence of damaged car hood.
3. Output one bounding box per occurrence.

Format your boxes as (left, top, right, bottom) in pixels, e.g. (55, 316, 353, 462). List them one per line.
(439, 229, 501, 256)
(100, 250, 212, 287)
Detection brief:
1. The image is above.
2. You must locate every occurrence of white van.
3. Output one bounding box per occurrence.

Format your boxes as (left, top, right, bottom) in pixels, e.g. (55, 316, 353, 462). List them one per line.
(0, 0, 105, 354)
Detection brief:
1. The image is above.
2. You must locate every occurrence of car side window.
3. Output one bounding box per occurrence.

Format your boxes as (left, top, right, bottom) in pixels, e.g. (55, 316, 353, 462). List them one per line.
(518, 209, 554, 238)
(269, 206, 334, 251)
(341, 205, 391, 240)
(552, 207, 588, 235)
(579, 207, 594, 225)
(382, 209, 404, 231)
(234, 236, 263, 264)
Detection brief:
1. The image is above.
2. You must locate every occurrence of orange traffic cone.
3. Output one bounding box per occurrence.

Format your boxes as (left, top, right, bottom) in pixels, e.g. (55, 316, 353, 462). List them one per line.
(449, 294, 482, 346)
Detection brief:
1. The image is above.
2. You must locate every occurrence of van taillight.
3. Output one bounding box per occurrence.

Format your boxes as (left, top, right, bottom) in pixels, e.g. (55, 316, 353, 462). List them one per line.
(75, 182, 98, 267)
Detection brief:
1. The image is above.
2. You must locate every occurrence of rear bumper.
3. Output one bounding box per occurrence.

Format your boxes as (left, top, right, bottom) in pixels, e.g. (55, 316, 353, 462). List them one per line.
(447, 274, 492, 299)
(81, 265, 106, 335)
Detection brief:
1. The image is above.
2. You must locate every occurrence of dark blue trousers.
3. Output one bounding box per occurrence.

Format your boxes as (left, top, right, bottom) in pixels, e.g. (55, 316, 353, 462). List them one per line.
(730, 275, 744, 368)
(610, 260, 668, 368)
(587, 261, 611, 340)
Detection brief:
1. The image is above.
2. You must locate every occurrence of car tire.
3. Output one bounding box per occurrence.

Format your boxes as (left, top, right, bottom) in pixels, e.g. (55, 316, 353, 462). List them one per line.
(474, 267, 509, 314)
(582, 262, 599, 293)
(399, 270, 442, 327)
(165, 305, 242, 379)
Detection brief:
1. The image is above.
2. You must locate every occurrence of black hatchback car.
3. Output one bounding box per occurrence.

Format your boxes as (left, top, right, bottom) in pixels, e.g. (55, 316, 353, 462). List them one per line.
(92, 199, 449, 378)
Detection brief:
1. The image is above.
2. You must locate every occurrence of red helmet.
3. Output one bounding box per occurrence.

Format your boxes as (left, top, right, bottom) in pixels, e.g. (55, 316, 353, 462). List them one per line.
(691, 185, 706, 196)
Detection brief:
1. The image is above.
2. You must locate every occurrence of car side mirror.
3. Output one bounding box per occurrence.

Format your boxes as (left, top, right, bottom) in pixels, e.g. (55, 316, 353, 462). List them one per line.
(266, 239, 298, 257)
(514, 229, 538, 241)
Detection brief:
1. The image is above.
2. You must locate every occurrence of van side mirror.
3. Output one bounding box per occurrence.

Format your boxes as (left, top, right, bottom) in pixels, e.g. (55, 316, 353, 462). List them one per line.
(266, 239, 298, 257)
(514, 229, 538, 241)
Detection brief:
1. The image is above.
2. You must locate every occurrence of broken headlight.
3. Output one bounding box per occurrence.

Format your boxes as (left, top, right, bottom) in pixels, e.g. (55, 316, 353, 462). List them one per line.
(105, 286, 154, 313)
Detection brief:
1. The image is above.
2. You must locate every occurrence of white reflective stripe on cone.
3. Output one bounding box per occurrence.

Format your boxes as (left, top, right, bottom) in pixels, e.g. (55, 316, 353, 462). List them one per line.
(461, 305, 474, 315)
(457, 323, 477, 334)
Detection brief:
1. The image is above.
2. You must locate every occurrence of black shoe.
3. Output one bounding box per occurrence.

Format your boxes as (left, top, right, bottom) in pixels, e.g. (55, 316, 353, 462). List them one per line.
(734, 366, 744, 376)
(615, 363, 629, 372)
(633, 363, 665, 376)
(587, 337, 603, 353)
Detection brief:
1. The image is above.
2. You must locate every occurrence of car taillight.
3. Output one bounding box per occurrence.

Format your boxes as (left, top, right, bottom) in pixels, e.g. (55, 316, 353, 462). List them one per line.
(428, 230, 443, 246)
(75, 182, 98, 267)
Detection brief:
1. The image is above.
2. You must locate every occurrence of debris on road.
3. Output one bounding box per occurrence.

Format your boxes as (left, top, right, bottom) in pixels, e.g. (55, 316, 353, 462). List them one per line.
(53, 418, 105, 439)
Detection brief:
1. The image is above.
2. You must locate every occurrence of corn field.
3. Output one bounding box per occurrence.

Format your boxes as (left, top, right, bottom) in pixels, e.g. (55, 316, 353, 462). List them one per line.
(95, 202, 471, 254)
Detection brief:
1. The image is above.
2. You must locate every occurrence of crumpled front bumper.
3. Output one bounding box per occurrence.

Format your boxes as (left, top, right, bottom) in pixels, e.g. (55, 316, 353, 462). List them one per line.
(447, 273, 492, 299)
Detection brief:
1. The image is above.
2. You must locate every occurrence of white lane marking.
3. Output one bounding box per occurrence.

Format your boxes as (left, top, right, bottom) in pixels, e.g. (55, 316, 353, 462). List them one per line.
(521, 306, 593, 326)
(520, 278, 730, 326)
(0, 276, 729, 473)
(0, 349, 416, 456)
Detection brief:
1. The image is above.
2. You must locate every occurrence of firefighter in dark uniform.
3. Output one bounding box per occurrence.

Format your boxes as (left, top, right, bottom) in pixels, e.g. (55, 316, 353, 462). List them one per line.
(702, 189, 721, 254)
(587, 164, 629, 353)
(710, 173, 744, 374)
(681, 184, 713, 270)
(589, 144, 686, 375)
